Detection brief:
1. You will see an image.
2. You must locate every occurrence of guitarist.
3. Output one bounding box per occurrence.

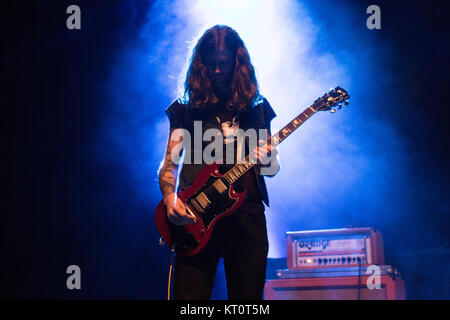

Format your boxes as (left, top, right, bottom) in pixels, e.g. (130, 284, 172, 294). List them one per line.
(158, 25, 280, 300)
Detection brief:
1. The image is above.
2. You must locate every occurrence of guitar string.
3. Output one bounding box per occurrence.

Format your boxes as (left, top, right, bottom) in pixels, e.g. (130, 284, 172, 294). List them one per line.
(198, 103, 324, 205)
(195, 103, 321, 205)
(189, 99, 330, 211)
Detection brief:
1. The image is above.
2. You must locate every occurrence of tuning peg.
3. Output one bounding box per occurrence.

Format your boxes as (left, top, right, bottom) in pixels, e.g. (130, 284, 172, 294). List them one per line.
(330, 109, 336, 113)
(344, 100, 349, 105)
(337, 104, 342, 109)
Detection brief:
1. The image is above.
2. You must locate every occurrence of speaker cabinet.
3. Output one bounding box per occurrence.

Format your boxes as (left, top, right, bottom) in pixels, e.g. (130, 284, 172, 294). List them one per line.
(264, 275, 405, 300)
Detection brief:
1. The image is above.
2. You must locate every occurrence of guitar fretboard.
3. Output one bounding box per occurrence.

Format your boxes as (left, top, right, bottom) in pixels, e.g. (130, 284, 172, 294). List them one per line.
(223, 104, 319, 184)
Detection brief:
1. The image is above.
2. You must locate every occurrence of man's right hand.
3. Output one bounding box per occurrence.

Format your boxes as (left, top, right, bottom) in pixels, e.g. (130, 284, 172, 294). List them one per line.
(164, 193, 197, 226)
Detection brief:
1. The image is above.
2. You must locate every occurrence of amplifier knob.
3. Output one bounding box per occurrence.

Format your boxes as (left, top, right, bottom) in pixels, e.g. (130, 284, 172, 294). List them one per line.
(347, 257, 351, 263)
(318, 258, 323, 264)
(341, 257, 346, 263)
(323, 258, 328, 264)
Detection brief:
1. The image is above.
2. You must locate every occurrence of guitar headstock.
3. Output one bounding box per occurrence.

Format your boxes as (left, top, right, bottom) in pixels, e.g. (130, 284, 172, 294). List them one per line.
(314, 87, 350, 113)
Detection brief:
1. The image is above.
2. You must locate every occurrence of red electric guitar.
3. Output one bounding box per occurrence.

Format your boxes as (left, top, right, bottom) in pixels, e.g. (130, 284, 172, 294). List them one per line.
(155, 87, 350, 256)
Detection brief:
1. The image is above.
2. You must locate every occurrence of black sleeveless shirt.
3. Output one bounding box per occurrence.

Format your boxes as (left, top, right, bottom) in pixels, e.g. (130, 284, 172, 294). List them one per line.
(165, 96, 276, 209)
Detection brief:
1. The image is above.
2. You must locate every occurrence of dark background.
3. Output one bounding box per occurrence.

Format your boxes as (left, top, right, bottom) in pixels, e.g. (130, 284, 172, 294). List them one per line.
(2, 0, 449, 299)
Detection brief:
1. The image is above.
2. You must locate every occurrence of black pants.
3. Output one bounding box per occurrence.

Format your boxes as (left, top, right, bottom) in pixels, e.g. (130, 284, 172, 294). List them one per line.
(173, 204, 268, 300)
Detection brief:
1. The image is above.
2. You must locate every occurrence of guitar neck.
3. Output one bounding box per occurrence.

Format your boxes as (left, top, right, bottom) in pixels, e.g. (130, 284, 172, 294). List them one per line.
(223, 103, 319, 184)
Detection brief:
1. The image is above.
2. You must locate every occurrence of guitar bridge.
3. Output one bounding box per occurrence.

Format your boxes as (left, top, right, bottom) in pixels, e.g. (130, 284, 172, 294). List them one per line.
(196, 192, 211, 209)
(190, 199, 204, 213)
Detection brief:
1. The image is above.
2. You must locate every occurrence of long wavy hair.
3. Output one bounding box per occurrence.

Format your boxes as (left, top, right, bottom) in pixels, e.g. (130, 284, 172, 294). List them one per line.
(184, 25, 259, 111)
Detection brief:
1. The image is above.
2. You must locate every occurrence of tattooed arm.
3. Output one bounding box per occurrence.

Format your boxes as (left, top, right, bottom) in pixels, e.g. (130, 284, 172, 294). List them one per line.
(159, 128, 179, 200)
(159, 128, 196, 226)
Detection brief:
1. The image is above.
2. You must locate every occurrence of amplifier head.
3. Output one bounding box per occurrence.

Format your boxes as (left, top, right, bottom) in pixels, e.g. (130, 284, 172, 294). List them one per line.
(286, 227, 384, 269)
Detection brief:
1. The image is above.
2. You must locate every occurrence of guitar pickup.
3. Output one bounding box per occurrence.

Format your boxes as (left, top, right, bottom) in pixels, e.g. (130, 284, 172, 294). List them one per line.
(213, 179, 227, 194)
